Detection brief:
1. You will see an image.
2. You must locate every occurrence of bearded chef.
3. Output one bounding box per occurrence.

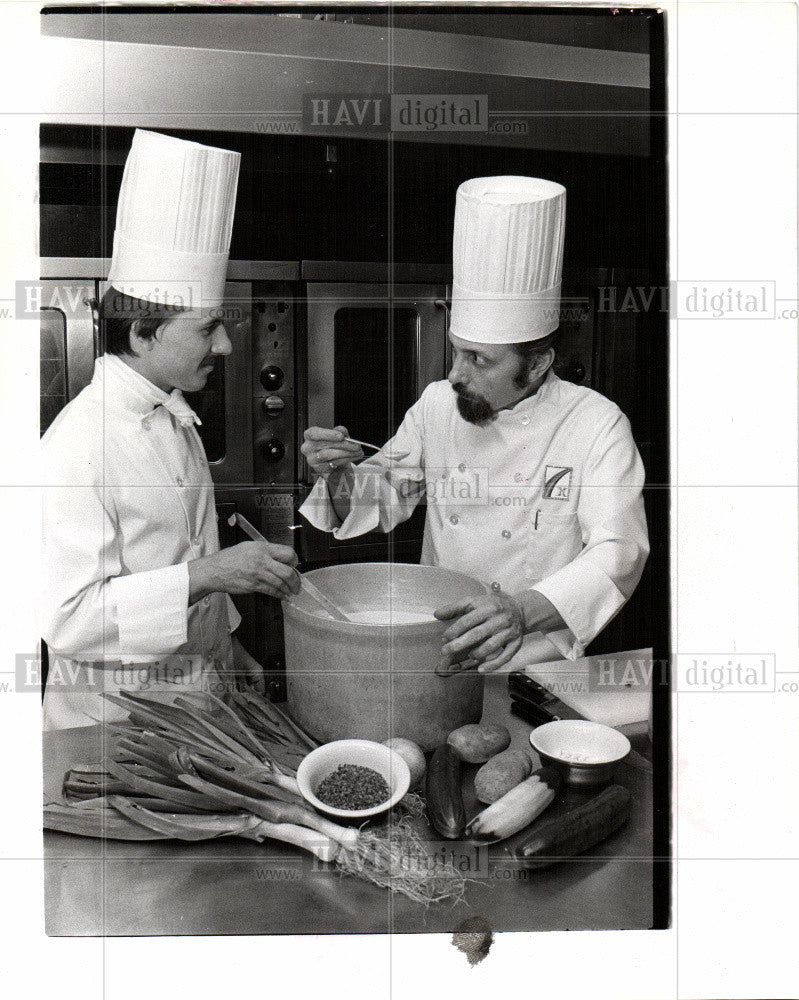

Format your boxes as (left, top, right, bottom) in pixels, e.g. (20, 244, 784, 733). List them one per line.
(41, 130, 300, 730)
(300, 176, 649, 675)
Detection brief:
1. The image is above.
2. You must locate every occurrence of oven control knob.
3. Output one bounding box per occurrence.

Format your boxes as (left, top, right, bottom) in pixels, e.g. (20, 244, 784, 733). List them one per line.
(259, 438, 285, 463)
(260, 365, 284, 391)
(262, 395, 285, 416)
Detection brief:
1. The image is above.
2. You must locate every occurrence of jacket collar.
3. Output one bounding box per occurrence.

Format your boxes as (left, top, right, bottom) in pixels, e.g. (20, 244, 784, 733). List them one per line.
(495, 369, 560, 419)
(92, 354, 172, 420)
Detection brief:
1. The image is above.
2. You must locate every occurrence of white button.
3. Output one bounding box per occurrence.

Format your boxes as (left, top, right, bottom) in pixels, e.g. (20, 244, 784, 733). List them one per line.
(520, 415, 531, 426)
(176, 477, 185, 487)
(202, 596, 211, 607)
(491, 581, 501, 592)
(449, 514, 459, 525)
(458, 463, 466, 473)
(192, 536, 201, 548)
(502, 529, 511, 539)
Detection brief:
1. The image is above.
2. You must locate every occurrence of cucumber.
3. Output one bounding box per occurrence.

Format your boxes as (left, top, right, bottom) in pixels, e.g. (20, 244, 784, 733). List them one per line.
(515, 784, 632, 869)
(425, 743, 466, 840)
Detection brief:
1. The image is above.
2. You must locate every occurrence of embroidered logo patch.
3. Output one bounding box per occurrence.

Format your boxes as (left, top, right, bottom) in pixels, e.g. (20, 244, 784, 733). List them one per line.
(543, 465, 573, 500)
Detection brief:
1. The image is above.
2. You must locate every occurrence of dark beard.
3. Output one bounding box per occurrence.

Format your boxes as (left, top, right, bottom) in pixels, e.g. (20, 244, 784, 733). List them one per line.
(453, 385, 495, 424)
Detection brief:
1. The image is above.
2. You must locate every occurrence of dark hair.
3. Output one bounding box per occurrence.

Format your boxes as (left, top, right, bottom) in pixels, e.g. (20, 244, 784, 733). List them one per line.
(511, 330, 561, 387)
(97, 287, 187, 357)
(512, 329, 561, 365)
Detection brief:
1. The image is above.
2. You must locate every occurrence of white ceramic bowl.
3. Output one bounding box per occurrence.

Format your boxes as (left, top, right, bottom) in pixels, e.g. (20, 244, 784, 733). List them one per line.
(296, 739, 411, 819)
(530, 720, 631, 787)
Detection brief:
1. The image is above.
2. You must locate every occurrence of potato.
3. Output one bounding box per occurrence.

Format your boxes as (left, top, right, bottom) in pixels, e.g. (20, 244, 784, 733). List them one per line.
(474, 749, 533, 804)
(446, 723, 511, 764)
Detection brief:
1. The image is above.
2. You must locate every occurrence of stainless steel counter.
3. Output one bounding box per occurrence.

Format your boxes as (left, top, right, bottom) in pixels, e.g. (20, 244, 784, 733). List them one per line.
(43, 676, 654, 935)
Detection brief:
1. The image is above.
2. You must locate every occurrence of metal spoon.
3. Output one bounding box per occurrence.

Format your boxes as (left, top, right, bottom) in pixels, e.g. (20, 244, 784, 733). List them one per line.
(227, 513, 352, 623)
(344, 437, 411, 463)
(344, 436, 382, 452)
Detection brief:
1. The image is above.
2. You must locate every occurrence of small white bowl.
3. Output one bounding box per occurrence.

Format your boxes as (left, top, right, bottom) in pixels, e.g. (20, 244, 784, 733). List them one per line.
(530, 720, 631, 787)
(296, 739, 411, 819)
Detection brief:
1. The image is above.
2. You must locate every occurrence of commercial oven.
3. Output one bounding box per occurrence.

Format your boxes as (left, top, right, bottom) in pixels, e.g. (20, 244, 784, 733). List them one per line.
(297, 260, 450, 567)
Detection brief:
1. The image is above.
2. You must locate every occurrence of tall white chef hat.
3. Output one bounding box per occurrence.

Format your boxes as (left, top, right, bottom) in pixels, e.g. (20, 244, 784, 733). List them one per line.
(108, 129, 241, 310)
(450, 176, 566, 344)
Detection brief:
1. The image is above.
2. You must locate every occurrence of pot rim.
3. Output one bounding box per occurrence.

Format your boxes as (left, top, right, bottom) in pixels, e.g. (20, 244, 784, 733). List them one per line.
(284, 562, 489, 633)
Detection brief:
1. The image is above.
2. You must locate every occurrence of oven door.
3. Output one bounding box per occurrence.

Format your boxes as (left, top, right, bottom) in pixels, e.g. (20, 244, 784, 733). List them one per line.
(301, 281, 448, 565)
(39, 279, 98, 435)
(97, 279, 253, 485)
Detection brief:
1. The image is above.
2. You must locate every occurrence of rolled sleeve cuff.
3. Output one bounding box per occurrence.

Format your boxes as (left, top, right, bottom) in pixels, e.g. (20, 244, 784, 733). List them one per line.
(109, 562, 189, 658)
(299, 477, 340, 532)
(532, 559, 627, 658)
(299, 475, 380, 540)
(539, 627, 584, 661)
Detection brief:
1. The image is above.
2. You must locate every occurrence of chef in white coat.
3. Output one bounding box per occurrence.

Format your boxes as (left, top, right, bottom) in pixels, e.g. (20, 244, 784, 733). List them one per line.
(41, 130, 300, 729)
(300, 176, 649, 674)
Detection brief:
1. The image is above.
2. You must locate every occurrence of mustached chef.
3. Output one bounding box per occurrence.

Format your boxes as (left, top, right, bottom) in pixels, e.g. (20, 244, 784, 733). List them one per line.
(300, 176, 649, 674)
(41, 130, 300, 729)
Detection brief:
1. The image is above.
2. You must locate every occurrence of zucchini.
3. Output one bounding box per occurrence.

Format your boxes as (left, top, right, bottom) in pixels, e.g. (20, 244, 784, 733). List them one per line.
(425, 743, 466, 840)
(515, 784, 632, 869)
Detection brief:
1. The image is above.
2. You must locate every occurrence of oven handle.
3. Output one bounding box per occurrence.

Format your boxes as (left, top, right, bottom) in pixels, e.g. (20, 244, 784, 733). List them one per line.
(84, 295, 100, 357)
(435, 298, 452, 376)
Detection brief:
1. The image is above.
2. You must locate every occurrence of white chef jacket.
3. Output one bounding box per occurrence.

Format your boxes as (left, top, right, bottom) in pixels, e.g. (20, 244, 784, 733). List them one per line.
(300, 372, 649, 668)
(41, 354, 241, 730)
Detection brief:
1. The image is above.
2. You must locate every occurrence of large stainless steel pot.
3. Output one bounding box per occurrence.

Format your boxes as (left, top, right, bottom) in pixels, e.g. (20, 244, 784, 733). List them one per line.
(283, 563, 488, 750)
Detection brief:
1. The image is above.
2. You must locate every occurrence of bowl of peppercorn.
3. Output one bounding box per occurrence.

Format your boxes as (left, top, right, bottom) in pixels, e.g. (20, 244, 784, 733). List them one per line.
(296, 739, 411, 820)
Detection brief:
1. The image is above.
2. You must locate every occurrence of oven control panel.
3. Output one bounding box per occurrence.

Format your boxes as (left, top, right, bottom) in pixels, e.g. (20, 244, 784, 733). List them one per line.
(252, 282, 295, 485)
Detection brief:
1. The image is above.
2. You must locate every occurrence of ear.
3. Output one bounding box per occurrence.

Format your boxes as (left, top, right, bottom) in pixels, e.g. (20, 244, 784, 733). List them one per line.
(526, 346, 556, 384)
(128, 320, 163, 357)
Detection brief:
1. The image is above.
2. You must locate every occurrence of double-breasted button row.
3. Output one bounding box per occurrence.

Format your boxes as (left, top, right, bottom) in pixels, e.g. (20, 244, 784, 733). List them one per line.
(447, 518, 513, 539)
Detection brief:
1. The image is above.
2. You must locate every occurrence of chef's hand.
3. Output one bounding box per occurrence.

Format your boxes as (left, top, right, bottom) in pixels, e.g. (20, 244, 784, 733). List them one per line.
(231, 635, 267, 695)
(434, 593, 525, 675)
(434, 590, 568, 675)
(188, 542, 300, 602)
(301, 426, 364, 476)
